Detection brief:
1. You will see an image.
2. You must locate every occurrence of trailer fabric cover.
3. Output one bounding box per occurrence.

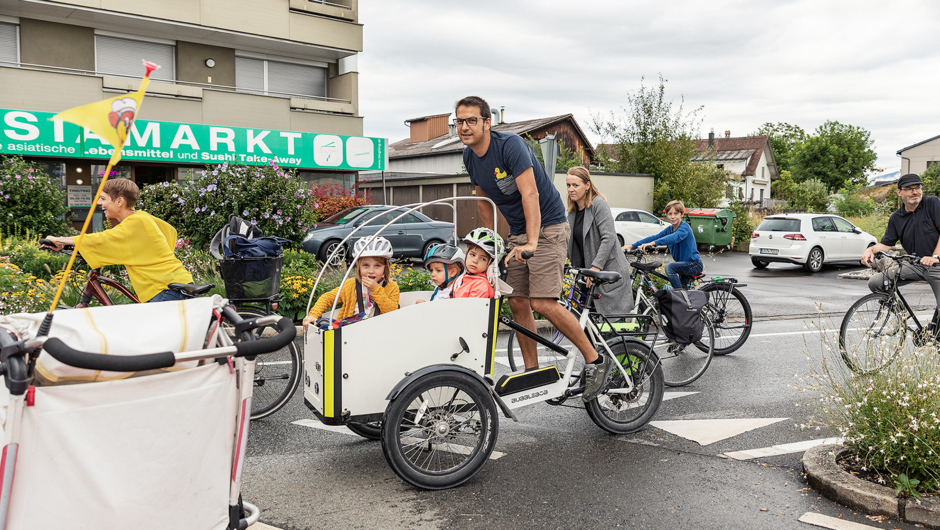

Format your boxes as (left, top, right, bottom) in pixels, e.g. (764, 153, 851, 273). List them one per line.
(0, 295, 222, 382)
(5, 363, 237, 530)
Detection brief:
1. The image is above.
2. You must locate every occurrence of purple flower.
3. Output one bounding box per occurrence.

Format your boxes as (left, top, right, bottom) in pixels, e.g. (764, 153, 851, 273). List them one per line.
(285, 217, 291, 222)
(276, 209, 282, 215)
(14, 175, 20, 180)
(296, 204, 301, 209)
(314, 203, 320, 209)
(243, 210, 249, 216)
(280, 195, 286, 200)
(263, 212, 270, 219)
(297, 220, 302, 226)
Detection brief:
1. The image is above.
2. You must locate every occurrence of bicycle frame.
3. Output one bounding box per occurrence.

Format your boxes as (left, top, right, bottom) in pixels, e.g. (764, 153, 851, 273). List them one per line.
(75, 269, 140, 307)
(878, 258, 939, 337)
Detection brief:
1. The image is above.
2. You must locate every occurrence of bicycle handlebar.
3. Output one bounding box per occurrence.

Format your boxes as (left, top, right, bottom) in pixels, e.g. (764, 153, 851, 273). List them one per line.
(43, 338, 177, 371)
(874, 251, 936, 265)
(40, 315, 296, 372)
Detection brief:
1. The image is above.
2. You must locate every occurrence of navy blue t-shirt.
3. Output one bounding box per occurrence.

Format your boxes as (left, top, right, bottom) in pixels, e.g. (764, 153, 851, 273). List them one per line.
(463, 130, 567, 235)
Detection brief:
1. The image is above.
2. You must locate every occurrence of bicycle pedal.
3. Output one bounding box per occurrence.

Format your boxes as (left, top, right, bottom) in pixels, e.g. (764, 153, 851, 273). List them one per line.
(495, 367, 561, 396)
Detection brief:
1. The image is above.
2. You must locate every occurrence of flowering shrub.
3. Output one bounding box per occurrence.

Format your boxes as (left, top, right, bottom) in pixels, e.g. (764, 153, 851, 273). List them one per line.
(799, 323, 940, 495)
(312, 182, 373, 219)
(139, 161, 318, 248)
(0, 156, 71, 237)
(390, 262, 432, 293)
(0, 262, 50, 313)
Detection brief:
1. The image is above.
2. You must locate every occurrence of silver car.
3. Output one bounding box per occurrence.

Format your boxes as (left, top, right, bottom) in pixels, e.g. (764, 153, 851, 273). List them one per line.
(748, 213, 877, 273)
(301, 205, 456, 265)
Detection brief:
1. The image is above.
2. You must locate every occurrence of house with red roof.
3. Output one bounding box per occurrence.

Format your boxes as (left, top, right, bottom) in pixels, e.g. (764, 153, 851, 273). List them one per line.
(598, 130, 779, 207)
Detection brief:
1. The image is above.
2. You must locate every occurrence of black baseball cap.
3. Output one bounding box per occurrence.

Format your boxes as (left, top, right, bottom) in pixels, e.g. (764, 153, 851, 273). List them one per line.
(897, 173, 923, 189)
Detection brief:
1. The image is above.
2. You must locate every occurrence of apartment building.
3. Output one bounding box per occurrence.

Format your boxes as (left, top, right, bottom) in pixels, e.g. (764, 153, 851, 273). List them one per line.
(0, 0, 383, 227)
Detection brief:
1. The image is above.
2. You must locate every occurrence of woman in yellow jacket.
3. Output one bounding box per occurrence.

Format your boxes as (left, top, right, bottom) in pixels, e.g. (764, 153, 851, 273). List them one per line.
(303, 236, 400, 331)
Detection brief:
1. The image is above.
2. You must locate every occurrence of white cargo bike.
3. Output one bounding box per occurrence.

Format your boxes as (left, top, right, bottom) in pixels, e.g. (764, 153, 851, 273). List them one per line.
(303, 198, 664, 490)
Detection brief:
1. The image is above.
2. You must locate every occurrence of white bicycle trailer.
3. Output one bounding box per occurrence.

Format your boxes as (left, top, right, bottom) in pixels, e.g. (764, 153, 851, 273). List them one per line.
(302, 199, 664, 490)
(0, 295, 296, 529)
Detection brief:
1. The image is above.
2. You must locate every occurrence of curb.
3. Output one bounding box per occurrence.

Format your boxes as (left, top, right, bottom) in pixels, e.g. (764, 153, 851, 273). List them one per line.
(802, 444, 940, 528)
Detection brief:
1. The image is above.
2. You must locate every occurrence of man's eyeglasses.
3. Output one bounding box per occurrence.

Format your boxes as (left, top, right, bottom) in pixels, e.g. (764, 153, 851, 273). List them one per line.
(901, 185, 922, 193)
(454, 117, 487, 127)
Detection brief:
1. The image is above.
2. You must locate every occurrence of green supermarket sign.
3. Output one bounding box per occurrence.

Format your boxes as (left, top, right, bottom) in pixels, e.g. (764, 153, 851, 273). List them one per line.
(0, 108, 386, 171)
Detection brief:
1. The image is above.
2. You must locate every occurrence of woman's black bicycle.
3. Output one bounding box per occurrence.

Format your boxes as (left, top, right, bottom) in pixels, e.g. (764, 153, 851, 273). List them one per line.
(839, 252, 939, 373)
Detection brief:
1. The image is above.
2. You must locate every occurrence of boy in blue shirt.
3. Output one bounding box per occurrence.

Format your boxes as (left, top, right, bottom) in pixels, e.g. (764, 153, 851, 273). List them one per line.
(624, 200, 703, 289)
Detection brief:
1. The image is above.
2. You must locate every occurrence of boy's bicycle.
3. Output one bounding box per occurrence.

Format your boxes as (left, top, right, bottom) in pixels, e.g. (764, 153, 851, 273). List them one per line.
(625, 249, 752, 356)
(839, 252, 939, 373)
(39, 239, 214, 306)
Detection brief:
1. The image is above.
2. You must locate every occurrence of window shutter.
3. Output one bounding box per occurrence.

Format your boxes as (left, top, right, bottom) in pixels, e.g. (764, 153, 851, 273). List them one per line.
(0, 22, 17, 66)
(267, 60, 326, 98)
(235, 57, 265, 94)
(96, 35, 174, 80)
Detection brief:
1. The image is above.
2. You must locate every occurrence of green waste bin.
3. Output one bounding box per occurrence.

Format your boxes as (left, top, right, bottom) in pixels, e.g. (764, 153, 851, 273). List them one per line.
(683, 208, 737, 248)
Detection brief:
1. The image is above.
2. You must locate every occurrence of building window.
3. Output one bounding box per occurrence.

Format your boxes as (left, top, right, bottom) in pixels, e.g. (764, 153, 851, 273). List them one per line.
(928, 161, 938, 169)
(0, 21, 18, 67)
(236, 55, 327, 99)
(759, 188, 764, 204)
(95, 34, 175, 81)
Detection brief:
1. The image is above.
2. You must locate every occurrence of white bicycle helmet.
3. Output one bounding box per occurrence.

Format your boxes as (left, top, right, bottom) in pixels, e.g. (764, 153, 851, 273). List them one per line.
(353, 236, 393, 260)
(423, 243, 465, 272)
(463, 227, 504, 261)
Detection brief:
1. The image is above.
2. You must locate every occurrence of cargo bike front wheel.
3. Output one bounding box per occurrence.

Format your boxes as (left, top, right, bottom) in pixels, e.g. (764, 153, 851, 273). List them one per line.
(381, 371, 498, 490)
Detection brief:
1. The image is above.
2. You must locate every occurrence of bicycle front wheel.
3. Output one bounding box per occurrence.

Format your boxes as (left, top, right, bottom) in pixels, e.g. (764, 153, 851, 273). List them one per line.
(696, 284, 752, 355)
(839, 293, 906, 373)
(225, 309, 303, 420)
(654, 313, 714, 387)
(585, 339, 664, 434)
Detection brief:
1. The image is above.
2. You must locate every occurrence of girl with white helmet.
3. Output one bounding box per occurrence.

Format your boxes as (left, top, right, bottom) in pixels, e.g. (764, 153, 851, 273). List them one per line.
(452, 227, 503, 299)
(302, 236, 400, 331)
(416, 243, 465, 303)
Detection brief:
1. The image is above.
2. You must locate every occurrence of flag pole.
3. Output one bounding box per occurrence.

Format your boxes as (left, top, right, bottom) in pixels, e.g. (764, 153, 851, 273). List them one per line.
(41, 61, 158, 333)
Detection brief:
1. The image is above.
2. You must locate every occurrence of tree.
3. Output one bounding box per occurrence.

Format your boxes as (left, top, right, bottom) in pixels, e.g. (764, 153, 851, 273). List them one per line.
(791, 121, 877, 192)
(753, 122, 806, 174)
(921, 163, 940, 197)
(591, 74, 723, 211)
(771, 171, 829, 212)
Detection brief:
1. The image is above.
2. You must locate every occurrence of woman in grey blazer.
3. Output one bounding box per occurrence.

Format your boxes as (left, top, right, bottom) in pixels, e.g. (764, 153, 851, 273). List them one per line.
(566, 166, 633, 314)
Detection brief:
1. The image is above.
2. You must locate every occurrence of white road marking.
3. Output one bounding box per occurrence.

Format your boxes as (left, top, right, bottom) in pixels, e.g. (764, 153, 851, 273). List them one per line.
(798, 512, 882, 530)
(292, 419, 505, 460)
(649, 418, 788, 445)
(662, 391, 698, 402)
(292, 419, 357, 435)
(400, 437, 505, 460)
(721, 437, 843, 460)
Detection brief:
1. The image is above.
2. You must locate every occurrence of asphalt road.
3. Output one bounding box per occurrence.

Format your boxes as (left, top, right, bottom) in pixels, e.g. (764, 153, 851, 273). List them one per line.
(242, 252, 929, 530)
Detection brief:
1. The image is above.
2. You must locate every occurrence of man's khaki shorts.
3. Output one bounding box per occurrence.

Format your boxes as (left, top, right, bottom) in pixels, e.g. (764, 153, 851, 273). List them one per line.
(505, 222, 570, 299)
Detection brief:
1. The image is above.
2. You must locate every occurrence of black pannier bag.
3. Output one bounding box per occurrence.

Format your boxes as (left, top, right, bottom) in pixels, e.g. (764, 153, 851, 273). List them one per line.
(652, 289, 709, 344)
(209, 215, 286, 300)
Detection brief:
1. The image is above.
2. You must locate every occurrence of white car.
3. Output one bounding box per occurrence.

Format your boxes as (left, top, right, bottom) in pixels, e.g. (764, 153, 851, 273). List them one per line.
(748, 213, 877, 273)
(611, 208, 669, 247)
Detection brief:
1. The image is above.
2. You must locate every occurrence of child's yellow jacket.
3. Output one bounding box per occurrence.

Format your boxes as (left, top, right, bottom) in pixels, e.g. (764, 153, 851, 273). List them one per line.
(308, 278, 400, 320)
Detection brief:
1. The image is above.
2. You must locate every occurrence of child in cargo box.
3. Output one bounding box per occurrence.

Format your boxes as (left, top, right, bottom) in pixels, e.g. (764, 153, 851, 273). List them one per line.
(451, 228, 502, 299)
(415, 244, 465, 303)
(302, 236, 400, 331)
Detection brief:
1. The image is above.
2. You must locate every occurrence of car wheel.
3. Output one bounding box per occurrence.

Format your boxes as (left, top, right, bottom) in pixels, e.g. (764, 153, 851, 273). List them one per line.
(750, 257, 769, 269)
(803, 247, 824, 273)
(422, 239, 444, 260)
(318, 239, 346, 267)
(617, 234, 625, 247)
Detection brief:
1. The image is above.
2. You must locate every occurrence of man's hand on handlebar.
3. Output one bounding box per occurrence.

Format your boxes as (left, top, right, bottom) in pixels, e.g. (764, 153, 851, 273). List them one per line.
(505, 244, 536, 265)
(921, 255, 940, 267)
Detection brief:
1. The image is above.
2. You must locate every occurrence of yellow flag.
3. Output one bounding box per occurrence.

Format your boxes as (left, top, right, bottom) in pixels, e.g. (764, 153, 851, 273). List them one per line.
(52, 61, 160, 165)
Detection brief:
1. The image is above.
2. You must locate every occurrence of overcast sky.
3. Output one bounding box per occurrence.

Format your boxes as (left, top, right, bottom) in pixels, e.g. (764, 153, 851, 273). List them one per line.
(358, 0, 940, 173)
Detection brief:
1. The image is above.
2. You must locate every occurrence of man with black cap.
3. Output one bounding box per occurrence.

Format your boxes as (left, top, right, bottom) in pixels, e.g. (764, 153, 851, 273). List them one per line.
(862, 173, 940, 306)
